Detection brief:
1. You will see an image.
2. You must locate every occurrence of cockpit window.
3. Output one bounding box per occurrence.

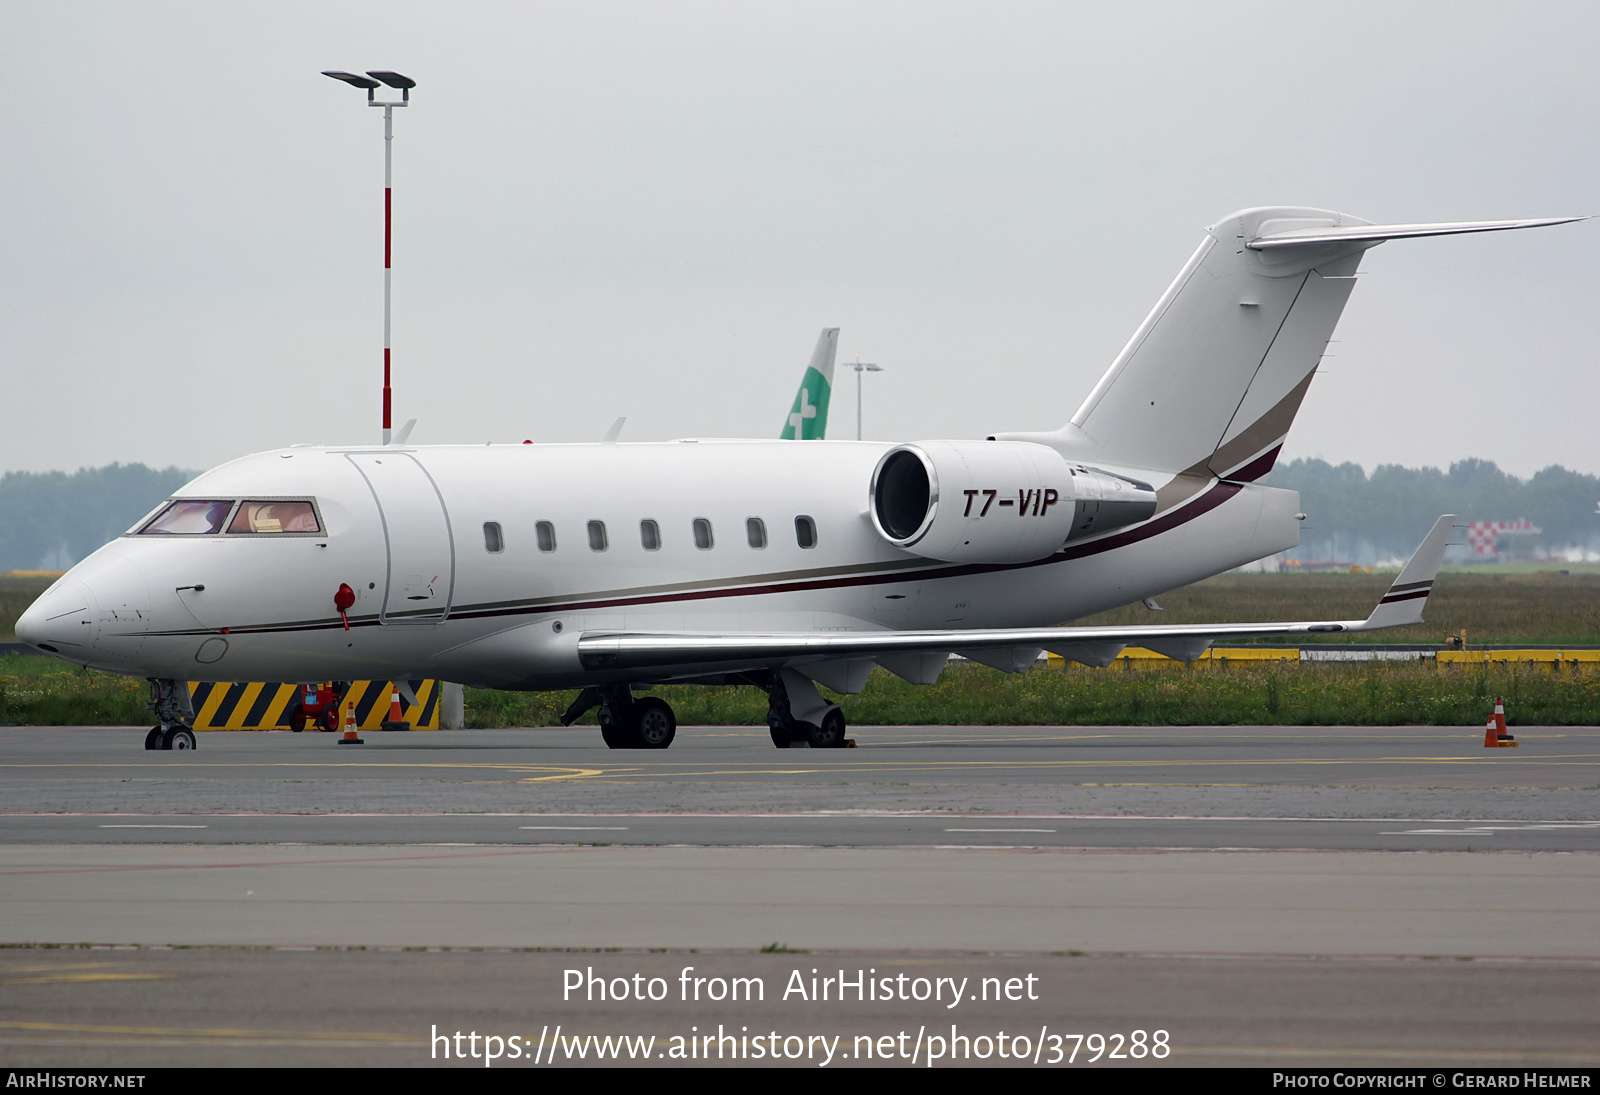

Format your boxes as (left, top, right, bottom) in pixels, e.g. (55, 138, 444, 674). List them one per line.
(227, 501, 321, 535)
(138, 500, 234, 535)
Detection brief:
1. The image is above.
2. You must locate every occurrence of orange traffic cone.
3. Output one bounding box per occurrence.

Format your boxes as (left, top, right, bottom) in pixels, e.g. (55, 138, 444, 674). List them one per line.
(337, 700, 364, 745)
(382, 683, 411, 731)
(1483, 696, 1517, 748)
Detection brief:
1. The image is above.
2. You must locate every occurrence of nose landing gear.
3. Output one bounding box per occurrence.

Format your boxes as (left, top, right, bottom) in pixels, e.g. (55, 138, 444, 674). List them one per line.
(144, 678, 199, 751)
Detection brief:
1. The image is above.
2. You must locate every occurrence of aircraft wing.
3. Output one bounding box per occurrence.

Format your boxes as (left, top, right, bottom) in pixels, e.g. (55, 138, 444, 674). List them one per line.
(578, 516, 1456, 676)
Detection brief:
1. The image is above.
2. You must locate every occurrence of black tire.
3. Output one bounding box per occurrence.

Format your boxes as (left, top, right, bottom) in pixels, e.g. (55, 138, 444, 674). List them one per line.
(599, 715, 639, 749)
(766, 704, 794, 749)
(631, 698, 676, 750)
(318, 705, 341, 733)
(162, 727, 197, 751)
(805, 708, 848, 749)
(144, 727, 163, 750)
(287, 704, 306, 732)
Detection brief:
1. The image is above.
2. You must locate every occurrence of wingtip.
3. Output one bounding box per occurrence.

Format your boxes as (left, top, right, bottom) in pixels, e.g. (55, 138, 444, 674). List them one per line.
(1357, 515, 1455, 630)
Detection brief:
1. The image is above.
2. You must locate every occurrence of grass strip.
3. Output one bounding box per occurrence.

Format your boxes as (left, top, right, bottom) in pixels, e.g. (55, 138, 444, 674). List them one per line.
(4, 657, 1595, 730)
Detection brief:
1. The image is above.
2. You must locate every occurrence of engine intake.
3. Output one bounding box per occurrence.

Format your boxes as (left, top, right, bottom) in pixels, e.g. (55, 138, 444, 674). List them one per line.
(868, 441, 1156, 563)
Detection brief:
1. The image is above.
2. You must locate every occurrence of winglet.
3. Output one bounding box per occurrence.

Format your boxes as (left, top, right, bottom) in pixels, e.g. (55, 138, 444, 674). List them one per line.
(1355, 515, 1455, 630)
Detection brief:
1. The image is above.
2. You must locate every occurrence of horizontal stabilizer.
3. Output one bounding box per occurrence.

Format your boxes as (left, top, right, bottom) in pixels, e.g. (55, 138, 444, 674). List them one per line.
(1249, 217, 1582, 250)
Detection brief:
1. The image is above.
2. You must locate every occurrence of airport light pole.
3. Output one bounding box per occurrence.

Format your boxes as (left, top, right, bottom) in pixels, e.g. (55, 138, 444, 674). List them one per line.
(322, 70, 416, 446)
(847, 359, 883, 441)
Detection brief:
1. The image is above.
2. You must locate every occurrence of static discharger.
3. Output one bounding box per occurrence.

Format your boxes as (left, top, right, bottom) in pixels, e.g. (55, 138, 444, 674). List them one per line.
(1483, 695, 1518, 748)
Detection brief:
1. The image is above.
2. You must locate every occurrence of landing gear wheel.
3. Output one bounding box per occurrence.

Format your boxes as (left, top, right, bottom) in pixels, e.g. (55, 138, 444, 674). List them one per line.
(161, 727, 197, 751)
(805, 708, 848, 749)
(144, 727, 163, 750)
(631, 698, 676, 749)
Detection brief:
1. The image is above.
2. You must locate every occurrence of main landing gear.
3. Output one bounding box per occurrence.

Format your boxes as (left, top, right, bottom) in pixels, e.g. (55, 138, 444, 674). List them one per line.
(559, 671, 852, 751)
(144, 678, 198, 751)
(562, 686, 677, 750)
(761, 668, 850, 750)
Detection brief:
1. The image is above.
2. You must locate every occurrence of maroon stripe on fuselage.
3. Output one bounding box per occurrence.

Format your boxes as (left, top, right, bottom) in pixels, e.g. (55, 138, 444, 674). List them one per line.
(148, 477, 1245, 636)
(445, 478, 1244, 620)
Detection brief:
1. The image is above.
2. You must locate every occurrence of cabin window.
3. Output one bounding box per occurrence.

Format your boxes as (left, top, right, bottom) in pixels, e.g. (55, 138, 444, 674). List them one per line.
(226, 500, 321, 535)
(746, 517, 767, 549)
(587, 520, 609, 552)
(536, 521, 557, 552)
(692, 518, 714, 550)
(640, 519, 661, 551)
(483, 522, 504, 553)
(138, 500, 235, 536)
(795, 515, 817, 549)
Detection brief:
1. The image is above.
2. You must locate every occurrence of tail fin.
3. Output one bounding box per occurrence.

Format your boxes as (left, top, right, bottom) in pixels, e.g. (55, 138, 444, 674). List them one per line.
(779, 327, 839, 440)
(996, 209, 1579, 481)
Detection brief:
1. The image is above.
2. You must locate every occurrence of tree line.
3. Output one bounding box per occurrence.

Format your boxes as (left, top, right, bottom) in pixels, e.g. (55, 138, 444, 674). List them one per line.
(0, 458, 1596, 571)
(0, 464, 197, 571)
(1266, 458, 1600, 563)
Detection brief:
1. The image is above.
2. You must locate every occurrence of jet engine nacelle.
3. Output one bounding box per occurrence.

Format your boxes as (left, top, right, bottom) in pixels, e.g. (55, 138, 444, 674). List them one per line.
(869, 440, 1157, 563)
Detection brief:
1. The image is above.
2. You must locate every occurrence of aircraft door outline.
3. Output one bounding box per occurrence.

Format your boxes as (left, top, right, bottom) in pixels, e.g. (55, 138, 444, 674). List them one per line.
(345, 452, 456, 624)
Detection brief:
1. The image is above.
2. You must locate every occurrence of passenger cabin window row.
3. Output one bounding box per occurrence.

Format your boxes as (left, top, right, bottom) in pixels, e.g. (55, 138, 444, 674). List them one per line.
(483, 516, 820, 555)
(137, 499, 322, 536)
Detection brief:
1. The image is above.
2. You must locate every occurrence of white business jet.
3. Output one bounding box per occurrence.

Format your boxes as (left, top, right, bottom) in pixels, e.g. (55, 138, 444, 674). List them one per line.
(15, 207, 1579, 751)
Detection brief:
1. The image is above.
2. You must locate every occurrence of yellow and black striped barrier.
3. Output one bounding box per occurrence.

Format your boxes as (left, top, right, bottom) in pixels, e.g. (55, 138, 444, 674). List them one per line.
(186, 680, 442, 731)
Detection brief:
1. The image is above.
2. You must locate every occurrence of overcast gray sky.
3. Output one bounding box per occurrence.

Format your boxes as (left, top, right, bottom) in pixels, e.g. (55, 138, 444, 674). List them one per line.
(3, 1, 1596, 478)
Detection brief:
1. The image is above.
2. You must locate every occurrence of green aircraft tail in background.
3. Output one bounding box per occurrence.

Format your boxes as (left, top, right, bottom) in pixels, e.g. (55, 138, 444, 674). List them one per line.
(779, 328, 839, 440)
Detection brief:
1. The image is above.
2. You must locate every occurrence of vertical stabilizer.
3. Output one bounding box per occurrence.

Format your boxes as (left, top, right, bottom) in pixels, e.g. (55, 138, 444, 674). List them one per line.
(1046, 207, 1370, 479)
(780, 327, 839, 440)
(995, 208, 1578, 485)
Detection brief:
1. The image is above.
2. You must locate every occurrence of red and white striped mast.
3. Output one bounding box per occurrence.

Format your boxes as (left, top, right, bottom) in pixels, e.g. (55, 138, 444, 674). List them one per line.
(322, 70, 416, 446)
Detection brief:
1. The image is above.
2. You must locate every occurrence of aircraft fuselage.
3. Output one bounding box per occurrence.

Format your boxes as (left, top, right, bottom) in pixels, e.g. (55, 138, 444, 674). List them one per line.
(17, 439, 1301, 691)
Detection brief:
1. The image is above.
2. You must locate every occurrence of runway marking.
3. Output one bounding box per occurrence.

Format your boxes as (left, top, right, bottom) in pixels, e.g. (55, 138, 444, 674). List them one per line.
(518, 826, 629, 831)
(4, 810, 1594, 824)
(1, 963, 112, 973)
(469, 756, 1600, 779)
(0, 846, 584, 876)
(514, 767, 611, 782)
(4, 750, 1597, 774)
(98, 824, 208, 829)
(0, 1020, 414, 1044)
(3, 755, 1598, 792)
(3, 972, 170, 984)
(944, 828, 1058, 833)
(1180, 1044, 1600, 1064)
(1383, 823, 1600, 835)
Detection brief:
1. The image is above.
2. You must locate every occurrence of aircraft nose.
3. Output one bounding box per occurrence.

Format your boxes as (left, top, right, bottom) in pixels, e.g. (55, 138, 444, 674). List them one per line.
(14, 580, 97, 656)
